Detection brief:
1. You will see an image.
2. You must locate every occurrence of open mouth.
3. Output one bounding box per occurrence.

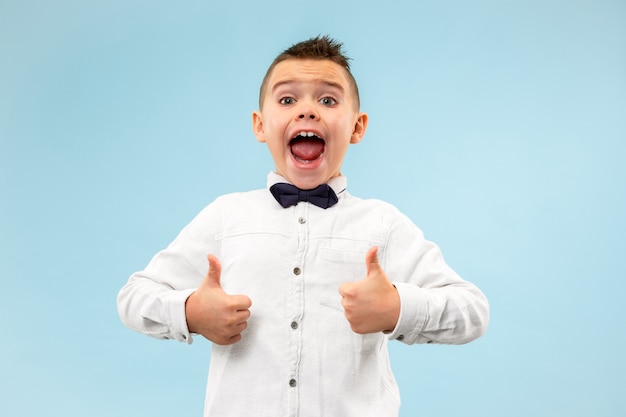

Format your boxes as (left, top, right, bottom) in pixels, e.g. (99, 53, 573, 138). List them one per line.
(289, 131, 325, 163)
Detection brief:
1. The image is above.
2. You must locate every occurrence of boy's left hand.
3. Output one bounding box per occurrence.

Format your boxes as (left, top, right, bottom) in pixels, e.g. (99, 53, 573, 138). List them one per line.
(338, 246, 400, 334)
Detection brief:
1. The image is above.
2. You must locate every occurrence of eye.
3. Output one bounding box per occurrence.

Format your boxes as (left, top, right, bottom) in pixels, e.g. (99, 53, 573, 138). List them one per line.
(319, 97, 336, 106)
(280, 97, 296, 105)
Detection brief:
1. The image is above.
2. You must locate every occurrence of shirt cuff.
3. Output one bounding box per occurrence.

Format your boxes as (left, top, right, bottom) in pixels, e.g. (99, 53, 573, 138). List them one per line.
(385, 282, 431, 344)
(162, 288, 197, 344)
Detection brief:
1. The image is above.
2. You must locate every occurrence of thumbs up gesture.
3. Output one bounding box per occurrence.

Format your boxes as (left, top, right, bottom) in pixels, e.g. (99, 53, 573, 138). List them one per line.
(185, 254, 252, 345)
(338, 247, 400, 334)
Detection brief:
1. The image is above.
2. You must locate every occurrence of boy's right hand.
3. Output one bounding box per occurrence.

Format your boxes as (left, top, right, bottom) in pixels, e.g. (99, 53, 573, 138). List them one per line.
(185, 254, 252, 345)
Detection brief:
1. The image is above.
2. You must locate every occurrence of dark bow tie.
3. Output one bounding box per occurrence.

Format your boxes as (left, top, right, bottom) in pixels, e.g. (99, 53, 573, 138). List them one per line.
(270, 183, 338, 209)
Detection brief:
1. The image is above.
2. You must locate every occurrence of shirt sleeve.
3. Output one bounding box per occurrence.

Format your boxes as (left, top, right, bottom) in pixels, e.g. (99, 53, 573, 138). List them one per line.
(382, 209, 489, 345)
(116, 200, 221, 344)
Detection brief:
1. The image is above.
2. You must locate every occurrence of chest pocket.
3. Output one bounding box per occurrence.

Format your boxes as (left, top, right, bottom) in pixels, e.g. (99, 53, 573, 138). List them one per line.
(320, 238, 386, 283)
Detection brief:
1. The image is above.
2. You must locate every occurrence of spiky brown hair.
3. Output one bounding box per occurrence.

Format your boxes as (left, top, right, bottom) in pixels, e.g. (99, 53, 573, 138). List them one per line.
(258, 35, 360, 110)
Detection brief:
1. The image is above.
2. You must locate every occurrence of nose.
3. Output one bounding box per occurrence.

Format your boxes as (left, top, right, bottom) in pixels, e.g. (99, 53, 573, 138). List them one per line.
(297, 103, 319, 120)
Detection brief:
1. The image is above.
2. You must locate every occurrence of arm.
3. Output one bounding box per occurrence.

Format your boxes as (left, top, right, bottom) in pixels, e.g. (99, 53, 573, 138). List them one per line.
(117, 201, 220, 343)
(338, 208, 489, 345)
(383, 211, 489, 345)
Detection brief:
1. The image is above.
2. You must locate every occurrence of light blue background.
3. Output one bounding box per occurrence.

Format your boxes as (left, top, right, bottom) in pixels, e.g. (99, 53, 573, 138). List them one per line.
(1, 1, 624, 416)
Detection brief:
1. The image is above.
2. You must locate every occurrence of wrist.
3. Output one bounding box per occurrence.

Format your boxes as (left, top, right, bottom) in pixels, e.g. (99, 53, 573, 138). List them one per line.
(384, 285, 400, 332)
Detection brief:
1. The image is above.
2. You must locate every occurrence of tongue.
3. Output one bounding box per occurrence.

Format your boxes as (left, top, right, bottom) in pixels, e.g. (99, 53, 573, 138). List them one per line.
(291, 139, 324, 161)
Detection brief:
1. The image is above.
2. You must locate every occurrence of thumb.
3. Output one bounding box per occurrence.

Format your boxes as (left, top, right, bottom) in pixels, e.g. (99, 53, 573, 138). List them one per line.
(203, 254, 222, 288)
(365, 246, 382, 278)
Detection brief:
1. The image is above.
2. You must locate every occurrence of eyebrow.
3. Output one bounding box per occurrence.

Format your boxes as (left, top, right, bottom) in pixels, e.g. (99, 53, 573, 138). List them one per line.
(271, 80, 345, 94)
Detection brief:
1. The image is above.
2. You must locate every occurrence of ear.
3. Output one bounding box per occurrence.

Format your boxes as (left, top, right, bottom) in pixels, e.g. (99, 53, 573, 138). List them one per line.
(252, 111, 266, 143)
(350, 112, 368, 144)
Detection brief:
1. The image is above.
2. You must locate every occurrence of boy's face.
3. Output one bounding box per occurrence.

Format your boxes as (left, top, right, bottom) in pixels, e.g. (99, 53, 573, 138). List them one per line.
(253, 58, 368, 190)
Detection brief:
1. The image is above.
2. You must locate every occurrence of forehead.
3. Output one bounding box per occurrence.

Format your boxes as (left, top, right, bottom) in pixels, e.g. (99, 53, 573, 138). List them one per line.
(267, 58, 352, 93)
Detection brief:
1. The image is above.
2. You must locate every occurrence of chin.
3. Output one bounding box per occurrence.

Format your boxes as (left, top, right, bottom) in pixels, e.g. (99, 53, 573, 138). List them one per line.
(289, 173, 329, 190)
(283, 164, 329, 189)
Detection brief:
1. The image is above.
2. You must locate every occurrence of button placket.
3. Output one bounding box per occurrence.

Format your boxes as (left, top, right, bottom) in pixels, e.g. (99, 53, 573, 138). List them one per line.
(287, 203, 307, 415)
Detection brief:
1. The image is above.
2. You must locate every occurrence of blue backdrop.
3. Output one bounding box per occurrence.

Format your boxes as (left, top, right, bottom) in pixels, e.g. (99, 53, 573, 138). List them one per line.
(1, 1, 624, 416)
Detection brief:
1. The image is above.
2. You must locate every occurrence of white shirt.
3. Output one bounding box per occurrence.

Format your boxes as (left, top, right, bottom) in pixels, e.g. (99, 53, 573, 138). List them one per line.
(117, 172, 489, 417)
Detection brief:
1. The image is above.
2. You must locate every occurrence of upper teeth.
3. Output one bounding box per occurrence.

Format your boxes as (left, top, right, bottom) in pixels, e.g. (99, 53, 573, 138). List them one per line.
(297, 131, 317, 138)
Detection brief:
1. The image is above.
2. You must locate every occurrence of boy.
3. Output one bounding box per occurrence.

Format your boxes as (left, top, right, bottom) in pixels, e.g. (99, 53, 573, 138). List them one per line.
(117, 35, 489, 417)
